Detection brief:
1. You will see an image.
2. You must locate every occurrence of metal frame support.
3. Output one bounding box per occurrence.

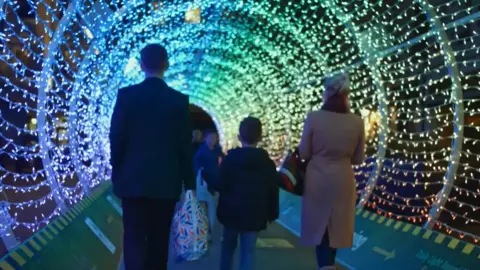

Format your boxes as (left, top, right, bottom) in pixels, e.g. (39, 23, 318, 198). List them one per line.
(416, 0, 465, 229)
(0, 202, 19, 250)
(283, 10, 480, 94)
(37, 2, 81, 214)
(67, 1, 117, 196)
(0, 0, 20, 250)
(320, 0, 389, 208)
(358, 60, 389, 208)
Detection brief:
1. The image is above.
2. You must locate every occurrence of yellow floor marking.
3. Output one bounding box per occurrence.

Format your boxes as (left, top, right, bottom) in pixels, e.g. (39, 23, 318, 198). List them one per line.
(394, 221, 403, 230)
(29, 239, 42, 251)
(85, 197, 93, 205)
(412, 227, 422, 236)
(81, 196, 89, 203)
(434, 234, 445, 244)
(35, 234, 48, 245)
(79, 200, 88, 208)
(67, 211, 77, 219)
(75, 203, 84, 212)
(10, 251, 26, 266)
(0, 260, 15, 270)
(42, 230, 54, 240)
(256, 239, 268, 248)
(362, 211, 370, 218)
(447, 238, 459, 249)
(377, 215, 386, 224)
(385, 219, 394, 227)
(71, 207, 81, 216)
(422, 230, 432, 240)
(462, 243, 474, 255)
(21, 245, 34, 258)
(59, 217, 68, 226)
(402, 224, 412, 232)
(48, 225, 59, 235)
(54, 220, 64, 230)
(261, 238, 295, 248)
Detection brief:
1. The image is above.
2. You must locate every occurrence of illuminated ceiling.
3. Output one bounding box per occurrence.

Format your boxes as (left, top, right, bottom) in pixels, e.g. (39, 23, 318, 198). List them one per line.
(0, 0, 479, 245)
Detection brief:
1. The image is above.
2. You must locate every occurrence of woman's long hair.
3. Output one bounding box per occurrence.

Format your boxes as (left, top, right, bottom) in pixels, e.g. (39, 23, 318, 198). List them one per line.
(321, 92, 350, 114)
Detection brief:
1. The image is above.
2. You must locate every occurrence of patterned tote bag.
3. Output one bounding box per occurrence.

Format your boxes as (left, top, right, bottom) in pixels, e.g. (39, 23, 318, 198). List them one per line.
(172, 190, 209, 261)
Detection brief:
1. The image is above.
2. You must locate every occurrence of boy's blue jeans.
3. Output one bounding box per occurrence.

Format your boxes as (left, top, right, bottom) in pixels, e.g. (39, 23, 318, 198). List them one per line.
(220, 227, 259, 270)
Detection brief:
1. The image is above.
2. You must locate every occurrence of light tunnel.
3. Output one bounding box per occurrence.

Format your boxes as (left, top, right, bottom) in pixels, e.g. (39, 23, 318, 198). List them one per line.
(0, 0, 480, 259)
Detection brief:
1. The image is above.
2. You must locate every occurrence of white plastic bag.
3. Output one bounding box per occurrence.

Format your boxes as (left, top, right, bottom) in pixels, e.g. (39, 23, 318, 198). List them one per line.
(196, 168, 212, 202)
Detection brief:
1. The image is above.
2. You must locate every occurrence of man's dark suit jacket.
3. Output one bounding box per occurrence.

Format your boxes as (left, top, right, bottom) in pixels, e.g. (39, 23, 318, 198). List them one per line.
(109, 77, 195, 200)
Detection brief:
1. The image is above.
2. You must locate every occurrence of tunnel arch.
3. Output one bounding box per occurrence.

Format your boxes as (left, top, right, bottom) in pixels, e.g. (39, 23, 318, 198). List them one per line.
(0, 0, 479, 248)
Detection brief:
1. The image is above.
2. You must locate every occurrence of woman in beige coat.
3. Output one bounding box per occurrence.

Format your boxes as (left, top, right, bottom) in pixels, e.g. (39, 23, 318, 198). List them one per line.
(298, 73, 365, 269)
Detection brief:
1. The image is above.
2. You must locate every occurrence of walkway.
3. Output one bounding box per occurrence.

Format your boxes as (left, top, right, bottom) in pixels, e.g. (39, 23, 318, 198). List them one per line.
(119, 222, 345, 270)
(171, 222, 321, 270)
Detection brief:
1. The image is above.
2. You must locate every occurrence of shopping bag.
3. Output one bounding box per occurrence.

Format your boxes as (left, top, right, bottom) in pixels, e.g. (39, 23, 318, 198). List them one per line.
(196, 168, 212, 202)
(172, 190, 209, 262)
(278, 148, 307, 196)
(195, 168, 215, 238)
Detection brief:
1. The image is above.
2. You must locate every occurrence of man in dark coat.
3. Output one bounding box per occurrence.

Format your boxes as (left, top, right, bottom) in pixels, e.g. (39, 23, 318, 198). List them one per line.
(109, 44, 195, 270)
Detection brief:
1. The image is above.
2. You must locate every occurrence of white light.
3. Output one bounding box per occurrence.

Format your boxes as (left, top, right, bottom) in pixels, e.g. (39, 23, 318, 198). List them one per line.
(0, 0, 478, 245)
(185, 6, 201, 23)
(83, 27, 94, 39)
(124, 57, 139, 75)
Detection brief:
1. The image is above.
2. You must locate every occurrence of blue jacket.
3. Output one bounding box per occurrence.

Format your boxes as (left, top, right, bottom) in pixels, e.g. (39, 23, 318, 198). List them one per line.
(109, 77, 195, 199)
(194, 143, 223, 189)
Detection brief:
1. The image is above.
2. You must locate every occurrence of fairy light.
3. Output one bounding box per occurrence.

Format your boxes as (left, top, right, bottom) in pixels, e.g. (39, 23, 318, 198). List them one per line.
(0, 0, 479, 248)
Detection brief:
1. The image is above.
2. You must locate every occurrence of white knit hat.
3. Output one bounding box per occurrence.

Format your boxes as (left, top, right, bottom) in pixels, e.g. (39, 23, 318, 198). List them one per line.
(323, 73, 350, 99)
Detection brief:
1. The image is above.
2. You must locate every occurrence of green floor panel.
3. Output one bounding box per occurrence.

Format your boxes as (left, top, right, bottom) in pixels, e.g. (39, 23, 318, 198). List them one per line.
(336, 209, 480, 270)
(1, 184, 124, 270)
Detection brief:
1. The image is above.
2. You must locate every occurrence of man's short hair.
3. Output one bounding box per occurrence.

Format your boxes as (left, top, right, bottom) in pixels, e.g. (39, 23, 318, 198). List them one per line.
(140, 44, 168, 73)
(239, 117, 262, 145)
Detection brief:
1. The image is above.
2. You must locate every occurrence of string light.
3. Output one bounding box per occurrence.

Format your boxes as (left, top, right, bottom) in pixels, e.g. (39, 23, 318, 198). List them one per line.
(0, 0, 479, 247)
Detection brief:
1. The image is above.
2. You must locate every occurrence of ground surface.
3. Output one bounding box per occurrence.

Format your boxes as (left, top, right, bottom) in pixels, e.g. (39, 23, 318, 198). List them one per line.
(118, 221, 346, 270)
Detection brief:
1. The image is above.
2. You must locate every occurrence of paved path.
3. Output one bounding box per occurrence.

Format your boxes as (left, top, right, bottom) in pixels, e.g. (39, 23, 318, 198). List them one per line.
(119, 222, 346, 270)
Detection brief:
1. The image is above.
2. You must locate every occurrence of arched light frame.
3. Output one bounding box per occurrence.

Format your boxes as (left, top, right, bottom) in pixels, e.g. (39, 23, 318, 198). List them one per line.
(21, 0, 474, 244)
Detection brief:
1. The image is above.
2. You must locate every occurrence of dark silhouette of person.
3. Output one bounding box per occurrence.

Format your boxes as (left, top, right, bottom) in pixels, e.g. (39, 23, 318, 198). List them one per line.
(192, 129, 203, 154)
(109, 44, 195, 270)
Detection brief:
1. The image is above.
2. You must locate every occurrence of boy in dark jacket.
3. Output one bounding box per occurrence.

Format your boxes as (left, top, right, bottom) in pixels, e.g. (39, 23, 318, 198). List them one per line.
(217, 117, 280, 270)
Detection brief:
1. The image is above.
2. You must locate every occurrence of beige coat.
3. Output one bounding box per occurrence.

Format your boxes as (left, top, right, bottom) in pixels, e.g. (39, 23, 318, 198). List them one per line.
(298, 110, 365, 248)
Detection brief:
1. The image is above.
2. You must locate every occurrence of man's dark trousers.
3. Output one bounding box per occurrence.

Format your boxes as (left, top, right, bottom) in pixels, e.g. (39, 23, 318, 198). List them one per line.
(122, 198, 177, 270)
